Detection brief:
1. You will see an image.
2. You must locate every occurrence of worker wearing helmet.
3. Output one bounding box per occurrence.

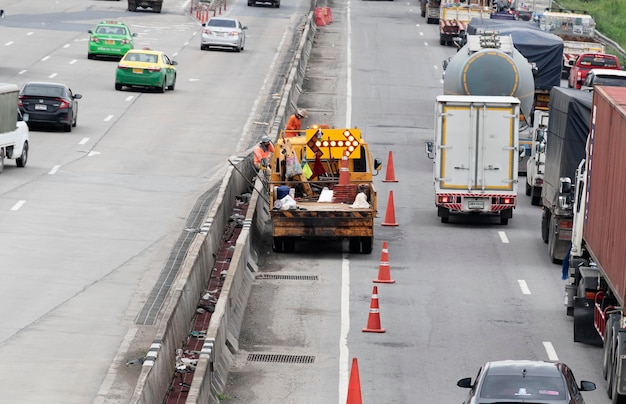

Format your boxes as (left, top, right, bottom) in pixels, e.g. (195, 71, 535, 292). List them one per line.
(284, 108, 307, 137)
(254, 136, 274, 170)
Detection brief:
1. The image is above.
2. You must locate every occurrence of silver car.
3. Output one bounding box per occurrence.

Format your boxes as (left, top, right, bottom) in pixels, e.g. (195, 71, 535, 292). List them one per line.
(200, 17, 247, 52)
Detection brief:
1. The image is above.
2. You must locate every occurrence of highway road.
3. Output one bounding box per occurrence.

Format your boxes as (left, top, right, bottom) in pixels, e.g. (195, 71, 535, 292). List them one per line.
(222, 0, 611, 403)
(0, 0, 308, 402)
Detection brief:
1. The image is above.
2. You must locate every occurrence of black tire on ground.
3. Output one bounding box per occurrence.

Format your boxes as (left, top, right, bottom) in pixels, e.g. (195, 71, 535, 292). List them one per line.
(441, 216, 449, 223)
(64, 123, 72, 132)
(283, 238, 295, 253)
(421, 8, 426, 17)
(541, 209, 550, 244)
(361, 237, 373, 254)
(72, 112, 77, 127)
(272, 237, 284, 252)
(531, 195, 541, 206)
(604, 318, 615, 380)
(525, 182, 531, 196)
(274, 1, 280, 7)
(349, 238, 360, 254)
(500, 217, 508, 225)
(439, 39, 446, 46)
(115, 83, 123, 91)
(158, 79, 166, 93)
(248, 0, 253, 5)
(152, 4, 162, 12)
(16, 142, 28, 167)
(88, 53, 95, 60)
(548, 215, 559, 264)
(167, 75, 176, 91)
(128, 2, 137, 11)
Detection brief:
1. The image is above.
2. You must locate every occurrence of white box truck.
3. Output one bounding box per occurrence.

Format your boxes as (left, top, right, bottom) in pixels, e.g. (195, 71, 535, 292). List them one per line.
(0, 83, 29, 172)
(427, 95, 520, 225)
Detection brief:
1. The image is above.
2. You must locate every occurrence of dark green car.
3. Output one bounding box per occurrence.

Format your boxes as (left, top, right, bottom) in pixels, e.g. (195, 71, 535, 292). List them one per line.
(88, 20, 136, 60)
(115, 49, 177, 93)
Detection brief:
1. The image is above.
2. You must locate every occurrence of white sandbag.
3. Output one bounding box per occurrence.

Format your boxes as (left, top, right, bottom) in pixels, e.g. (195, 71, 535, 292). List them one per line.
(280, 195, 297, 210)
(351, 192, 370, 209)
(318, 187, 334, 202)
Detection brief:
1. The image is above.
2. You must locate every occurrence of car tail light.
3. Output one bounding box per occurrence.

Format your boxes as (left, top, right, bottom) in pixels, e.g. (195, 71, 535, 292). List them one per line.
(146, 67, 161, 72)
(56, 99, 70, 109)
(203, 28, 212, 35)
(230, 32, 240, 37)
(17, 96, 24, 107)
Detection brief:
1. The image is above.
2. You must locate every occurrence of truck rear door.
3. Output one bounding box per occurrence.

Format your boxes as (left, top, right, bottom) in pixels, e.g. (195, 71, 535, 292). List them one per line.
(437, 96, 518, 191)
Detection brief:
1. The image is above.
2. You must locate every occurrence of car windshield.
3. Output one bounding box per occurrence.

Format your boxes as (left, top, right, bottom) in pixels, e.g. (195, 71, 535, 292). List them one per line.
(595, 76, 626, 87)
(479, 375, 566, 400)
(207, 19, 236, 28)
(22, 85, 64, 97)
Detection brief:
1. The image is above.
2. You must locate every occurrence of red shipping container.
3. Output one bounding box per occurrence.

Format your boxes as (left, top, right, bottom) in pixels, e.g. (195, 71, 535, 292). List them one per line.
(585, 86, 626, 304)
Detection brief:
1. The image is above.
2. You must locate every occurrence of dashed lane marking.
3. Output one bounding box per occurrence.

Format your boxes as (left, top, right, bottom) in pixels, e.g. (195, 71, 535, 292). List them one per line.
(518, 280, 531, 295)
(498, 231, 509, 243)
(11, 200, 26, 211)
(543, 341, 559, 361)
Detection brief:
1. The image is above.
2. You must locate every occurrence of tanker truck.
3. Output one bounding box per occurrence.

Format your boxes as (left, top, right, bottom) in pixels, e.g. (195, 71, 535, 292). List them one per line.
(427, 32, 534, 224)
(563, 86, 626, 403)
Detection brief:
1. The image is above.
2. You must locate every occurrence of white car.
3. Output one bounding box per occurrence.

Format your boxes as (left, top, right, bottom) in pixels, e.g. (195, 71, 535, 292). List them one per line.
(200, 17, 247, 52)
(580, 68, 626, 91)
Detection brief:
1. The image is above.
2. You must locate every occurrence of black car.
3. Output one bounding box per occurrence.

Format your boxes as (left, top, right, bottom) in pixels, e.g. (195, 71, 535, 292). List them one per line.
(457, 360, 596, 403)
(18, 82, 82, 132)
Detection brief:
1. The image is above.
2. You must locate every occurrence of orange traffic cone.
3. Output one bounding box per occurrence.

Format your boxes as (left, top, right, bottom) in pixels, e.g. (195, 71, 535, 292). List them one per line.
(374, 241, 395, 284)
(346, 358, 362, 404)
(381, 190, 399, 226)
(382, 150, 398, 182)
(363, 286, 385, 333)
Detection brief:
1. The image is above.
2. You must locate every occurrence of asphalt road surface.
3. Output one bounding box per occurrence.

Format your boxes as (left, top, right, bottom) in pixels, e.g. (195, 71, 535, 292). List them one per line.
(222, 0, 611, 403)
(0, 0, 309, 402)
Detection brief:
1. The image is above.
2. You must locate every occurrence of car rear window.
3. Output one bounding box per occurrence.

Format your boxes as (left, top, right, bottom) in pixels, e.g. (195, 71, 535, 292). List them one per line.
(479, 375, 566, 400)
(208, 19, 236, 28)
(22, 86, 64, 97)
(596, 76, 626, 86)
(97, 26, 126, 35)
(580, 56, 618, 68)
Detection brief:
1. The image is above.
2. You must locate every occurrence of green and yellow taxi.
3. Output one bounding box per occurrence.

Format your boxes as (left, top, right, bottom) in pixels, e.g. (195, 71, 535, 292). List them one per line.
(115, 49, 178, 93)
(88, 20, 136, 60)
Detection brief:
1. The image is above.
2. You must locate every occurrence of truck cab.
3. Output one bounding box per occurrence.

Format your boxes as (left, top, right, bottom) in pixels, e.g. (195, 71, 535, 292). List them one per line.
(568, 53, 621, 90)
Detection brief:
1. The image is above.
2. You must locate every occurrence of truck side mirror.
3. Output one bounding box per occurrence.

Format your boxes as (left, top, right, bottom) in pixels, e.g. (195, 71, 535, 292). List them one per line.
(559, 177, 572, 194)
(425, 141, 435, 159)
(373, 158, 382, 173)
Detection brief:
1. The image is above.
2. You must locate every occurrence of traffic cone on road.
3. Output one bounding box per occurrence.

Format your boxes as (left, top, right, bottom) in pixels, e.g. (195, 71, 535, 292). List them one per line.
(363, 286, 385, 333)
(346, 357, 362, 404)
(382, 150, 398, 182)
(374, 241, 395, 284)
(381, 190, 399, 226)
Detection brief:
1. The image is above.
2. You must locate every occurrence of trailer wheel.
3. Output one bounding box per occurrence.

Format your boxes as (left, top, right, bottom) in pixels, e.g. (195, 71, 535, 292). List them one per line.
(283, 238, 295, 253)
(349, 238, 360, 254)
(525, 182, 531, 196)
(272, 237, 284, 253)
(548, 215, 560, 264)
(361, 237, 373, 254)
(604, 317, 616, 380)
(530, 193, 541, 206)
(541, 209, 550, 244)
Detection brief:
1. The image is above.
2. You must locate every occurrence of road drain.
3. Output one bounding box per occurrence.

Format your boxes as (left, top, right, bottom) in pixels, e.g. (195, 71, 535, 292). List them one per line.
(256, 274, 318, 281)
(247, 354, 315, 364)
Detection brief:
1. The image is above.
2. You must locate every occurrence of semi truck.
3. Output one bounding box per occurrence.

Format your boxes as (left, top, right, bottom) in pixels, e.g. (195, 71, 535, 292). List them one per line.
(537, 11, 605, 78)
(128, 0, 162, 12)
(563, 85, 626, 404)
(540, 86, 591, 264)
(268, 128, 381, 253)
(0, 83, 30, 172)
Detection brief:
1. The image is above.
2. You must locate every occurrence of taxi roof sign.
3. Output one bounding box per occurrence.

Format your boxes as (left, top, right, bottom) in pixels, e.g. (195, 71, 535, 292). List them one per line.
(305, 128, 362, 160)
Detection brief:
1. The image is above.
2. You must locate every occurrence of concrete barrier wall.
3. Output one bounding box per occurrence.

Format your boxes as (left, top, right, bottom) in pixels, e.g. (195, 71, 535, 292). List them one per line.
(129, 11, 318, 404)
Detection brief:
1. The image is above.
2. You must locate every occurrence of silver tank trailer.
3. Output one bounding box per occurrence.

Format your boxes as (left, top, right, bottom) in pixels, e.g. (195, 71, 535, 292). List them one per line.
(443, 32, 535, 124)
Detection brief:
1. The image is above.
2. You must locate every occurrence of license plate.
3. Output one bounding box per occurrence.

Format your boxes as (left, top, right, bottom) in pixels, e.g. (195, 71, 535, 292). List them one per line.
(132, 68, 143, 74)
(34, 104, 47, 110)
(468, 200, 484, 209)
(105, 40, 115, 45)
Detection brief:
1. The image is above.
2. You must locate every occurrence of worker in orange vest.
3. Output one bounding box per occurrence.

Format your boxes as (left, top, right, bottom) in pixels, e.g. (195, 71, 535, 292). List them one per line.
(254, 136, 274, 170)
(284, 108, 307, 137)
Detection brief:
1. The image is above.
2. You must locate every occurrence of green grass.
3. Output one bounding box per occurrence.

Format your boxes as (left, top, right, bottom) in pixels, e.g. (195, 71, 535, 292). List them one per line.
(553, 0, 626, 48)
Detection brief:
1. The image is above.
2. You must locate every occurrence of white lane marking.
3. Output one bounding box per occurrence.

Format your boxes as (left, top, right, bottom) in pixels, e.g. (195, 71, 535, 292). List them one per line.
(189, 78, 200, 82)
(63, 44, 70, 48)
(339, 253, 350, 404)
(27, 32, 34, 36)
(543, 341, 559, 361)
(173, 52, 178, 57)
(498, 231, 509, 243)
(69, 59, 77, 65)
(49, 73, 58, 79)
(434, 65, 438, 70)
(518, 280, 531, 295)
(79, 138, 90, 145)
(49, 165, 61, 175)
(425, 42, 429, 47)
(87, 151, 100, 157)
(104, 115, 114, 122)
(5, 41, 13, 46)
(125, 96, 134, 102)
(11, 200, 26, 211)
(18, 70, 27, 75)
(42, 56, 50, 61)
(419, 31, 424, 36)
(184, 41, 189, 46)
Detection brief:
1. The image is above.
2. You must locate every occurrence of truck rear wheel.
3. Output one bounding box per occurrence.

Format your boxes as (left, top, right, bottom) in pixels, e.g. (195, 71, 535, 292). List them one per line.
(541, 209, 550, 244)
(525, 182, 531, 196)
(16, 142, 28, 167)
(547, 215, 561, 264)
(128, 1, 137, 11)
(272, 237, 284, 253)
(361, 237, 373, 254)
(152, 4, 162, 12)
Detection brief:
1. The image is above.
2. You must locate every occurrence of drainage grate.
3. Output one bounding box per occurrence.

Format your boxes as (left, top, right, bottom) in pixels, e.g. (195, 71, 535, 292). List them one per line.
(256, 274, 318, 281)
(247, 354, 315, 364)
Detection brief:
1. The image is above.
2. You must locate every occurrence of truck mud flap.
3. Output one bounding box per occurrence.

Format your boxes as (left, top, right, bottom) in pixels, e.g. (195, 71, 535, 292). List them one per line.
(573, 298, 603, 346)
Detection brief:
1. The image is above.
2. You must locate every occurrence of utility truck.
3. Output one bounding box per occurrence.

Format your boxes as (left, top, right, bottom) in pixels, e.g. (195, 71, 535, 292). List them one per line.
(563, 85, 626, 403)
(267, 128, 381, 253)
(0, 83, 29, 172)
(540, 87, 591, 263)
(128, 0, 162, 12)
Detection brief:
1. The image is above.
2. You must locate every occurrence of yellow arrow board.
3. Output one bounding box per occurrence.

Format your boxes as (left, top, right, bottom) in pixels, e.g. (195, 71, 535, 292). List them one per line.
(304, 128, 362, 160)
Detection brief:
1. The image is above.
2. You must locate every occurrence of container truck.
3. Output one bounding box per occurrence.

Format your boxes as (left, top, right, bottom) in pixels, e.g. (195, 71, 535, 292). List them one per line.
(438, 0, 491, 46)
(540, 87, 591, 264)
(563, 85, 626, 404)
(0, 83, 29, 172)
